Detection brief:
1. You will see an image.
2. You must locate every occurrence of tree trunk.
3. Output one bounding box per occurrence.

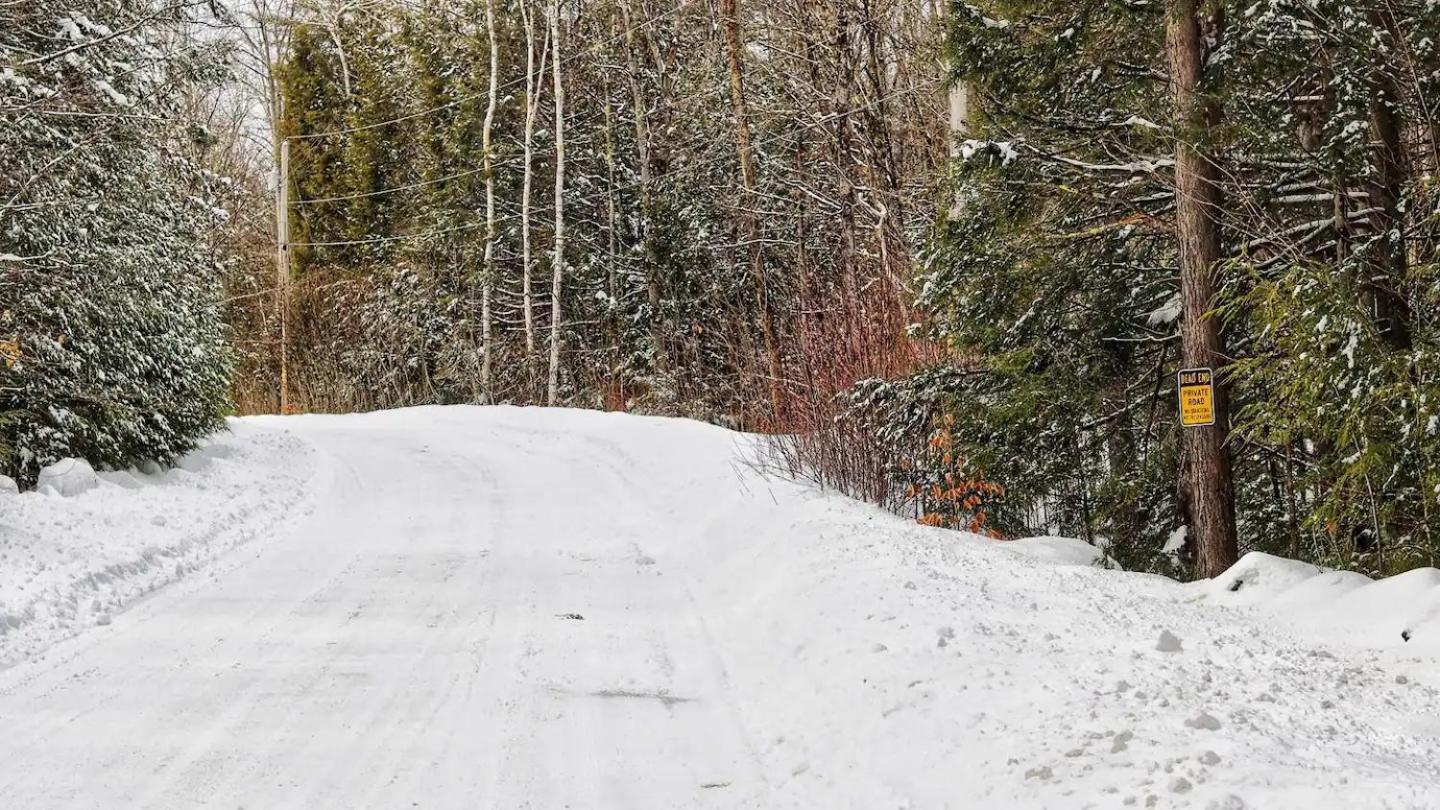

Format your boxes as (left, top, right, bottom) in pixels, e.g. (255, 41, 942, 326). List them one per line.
(1167, 0, 1238, 578)
(718, 0, 783, 417)
(479, 0, 499, 401)
(520, 0, 546, 357)
(602, 79, 621, 391)
(547, 0, 566, 406)
(1364, 50, 1412, 350)
(617, 0, 668, 374)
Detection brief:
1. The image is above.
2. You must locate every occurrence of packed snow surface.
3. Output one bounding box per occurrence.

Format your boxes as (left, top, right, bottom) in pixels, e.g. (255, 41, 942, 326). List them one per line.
(1, 406, 1438, 808)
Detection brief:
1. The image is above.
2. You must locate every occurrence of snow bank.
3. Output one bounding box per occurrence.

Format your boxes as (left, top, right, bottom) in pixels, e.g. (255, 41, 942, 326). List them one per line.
(0, 421, 316, 668)
(1197, 551, 1440, 651)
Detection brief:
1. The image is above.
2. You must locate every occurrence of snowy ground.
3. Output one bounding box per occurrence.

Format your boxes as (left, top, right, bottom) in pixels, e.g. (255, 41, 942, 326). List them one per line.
(1, 406, 1438, 809)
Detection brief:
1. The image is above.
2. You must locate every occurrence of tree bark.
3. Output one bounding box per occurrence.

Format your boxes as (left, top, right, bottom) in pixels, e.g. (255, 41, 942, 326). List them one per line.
(1363, 35, 1413, 350)
(547, 0, 566, 406)
(1167, 0, 1238, 577)
(718, 0, 784, 418)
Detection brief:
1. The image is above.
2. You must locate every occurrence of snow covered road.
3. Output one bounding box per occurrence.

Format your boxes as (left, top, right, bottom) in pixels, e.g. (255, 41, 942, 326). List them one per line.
(2, 406, 1439, 809)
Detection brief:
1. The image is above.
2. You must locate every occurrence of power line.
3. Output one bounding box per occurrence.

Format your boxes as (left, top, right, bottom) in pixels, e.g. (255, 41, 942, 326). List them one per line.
(291, 160, 515, 205)
(284, 2, 691, 142)
(291, 219, 486, 248)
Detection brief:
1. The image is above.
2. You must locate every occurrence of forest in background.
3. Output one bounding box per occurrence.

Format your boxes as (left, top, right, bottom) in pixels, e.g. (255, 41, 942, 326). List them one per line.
(3, 0, 1439, 580)
(231, 0, 946, 428)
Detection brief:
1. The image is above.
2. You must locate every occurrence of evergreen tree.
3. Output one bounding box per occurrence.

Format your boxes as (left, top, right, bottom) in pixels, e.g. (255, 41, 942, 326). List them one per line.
(1, 0, 234, 485)
(900, 0, 1440, 576)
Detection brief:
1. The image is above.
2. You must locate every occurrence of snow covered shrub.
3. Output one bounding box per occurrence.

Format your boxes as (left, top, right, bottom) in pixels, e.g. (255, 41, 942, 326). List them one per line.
(287, 263, 475, 413)
(0, 1, 233, 485)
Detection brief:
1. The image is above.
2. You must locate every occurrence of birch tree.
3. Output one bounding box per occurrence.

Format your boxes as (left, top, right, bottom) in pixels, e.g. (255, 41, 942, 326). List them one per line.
(519, 0, 547, 357)
(718, 0, 783, 415)
(480, 0, 500, 399)
(547, 0, 566, 405)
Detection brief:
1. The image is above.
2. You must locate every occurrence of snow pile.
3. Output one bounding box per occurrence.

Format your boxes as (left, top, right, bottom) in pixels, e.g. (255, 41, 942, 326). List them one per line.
(34, 457, 102, 497)
(1197, 551, 1440, 651)
(0, 420, 315, 668)
(685, 480, 1440, 809)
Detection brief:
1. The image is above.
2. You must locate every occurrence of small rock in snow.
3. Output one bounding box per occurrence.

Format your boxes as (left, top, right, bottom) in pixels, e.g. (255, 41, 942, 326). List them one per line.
(1023, 765, 1053, 780)
(1156, 630, 1183, 652)
(1169, 777, 1193, 794)
(1199, 750, 1221, 766)
(1396, 674, 1409, 684)
(871, 643, 888, 653)
(95, 613, 111, 626)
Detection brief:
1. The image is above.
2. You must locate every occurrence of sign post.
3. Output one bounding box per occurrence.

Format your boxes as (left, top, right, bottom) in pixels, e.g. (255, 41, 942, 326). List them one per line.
(1178, 368, 1216, 428)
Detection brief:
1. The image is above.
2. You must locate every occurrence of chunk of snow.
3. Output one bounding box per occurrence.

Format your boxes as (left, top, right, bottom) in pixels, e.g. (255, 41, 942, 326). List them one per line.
(35, 458, 101, 497)
(1162, 525, 1187, 555)
(1185, 712, 1222, 730)
(1124, 115, 1163, 130)
(93, 80, 130, 107)
(1147, 293, 1182, 326)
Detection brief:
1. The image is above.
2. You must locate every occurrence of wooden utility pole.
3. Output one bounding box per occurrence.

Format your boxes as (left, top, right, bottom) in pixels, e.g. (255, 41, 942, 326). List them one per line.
(1167, 0, 1237, 577)
(276, 138, 291, 415)
(719, 0, 784, 418)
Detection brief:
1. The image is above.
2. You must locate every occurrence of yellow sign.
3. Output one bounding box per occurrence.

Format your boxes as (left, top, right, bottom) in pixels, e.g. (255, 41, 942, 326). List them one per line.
(1178, 368, 1215, 427)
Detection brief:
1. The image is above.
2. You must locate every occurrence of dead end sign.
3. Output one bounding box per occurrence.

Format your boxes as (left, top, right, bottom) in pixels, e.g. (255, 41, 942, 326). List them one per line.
(1178, 368, 1216, 428)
